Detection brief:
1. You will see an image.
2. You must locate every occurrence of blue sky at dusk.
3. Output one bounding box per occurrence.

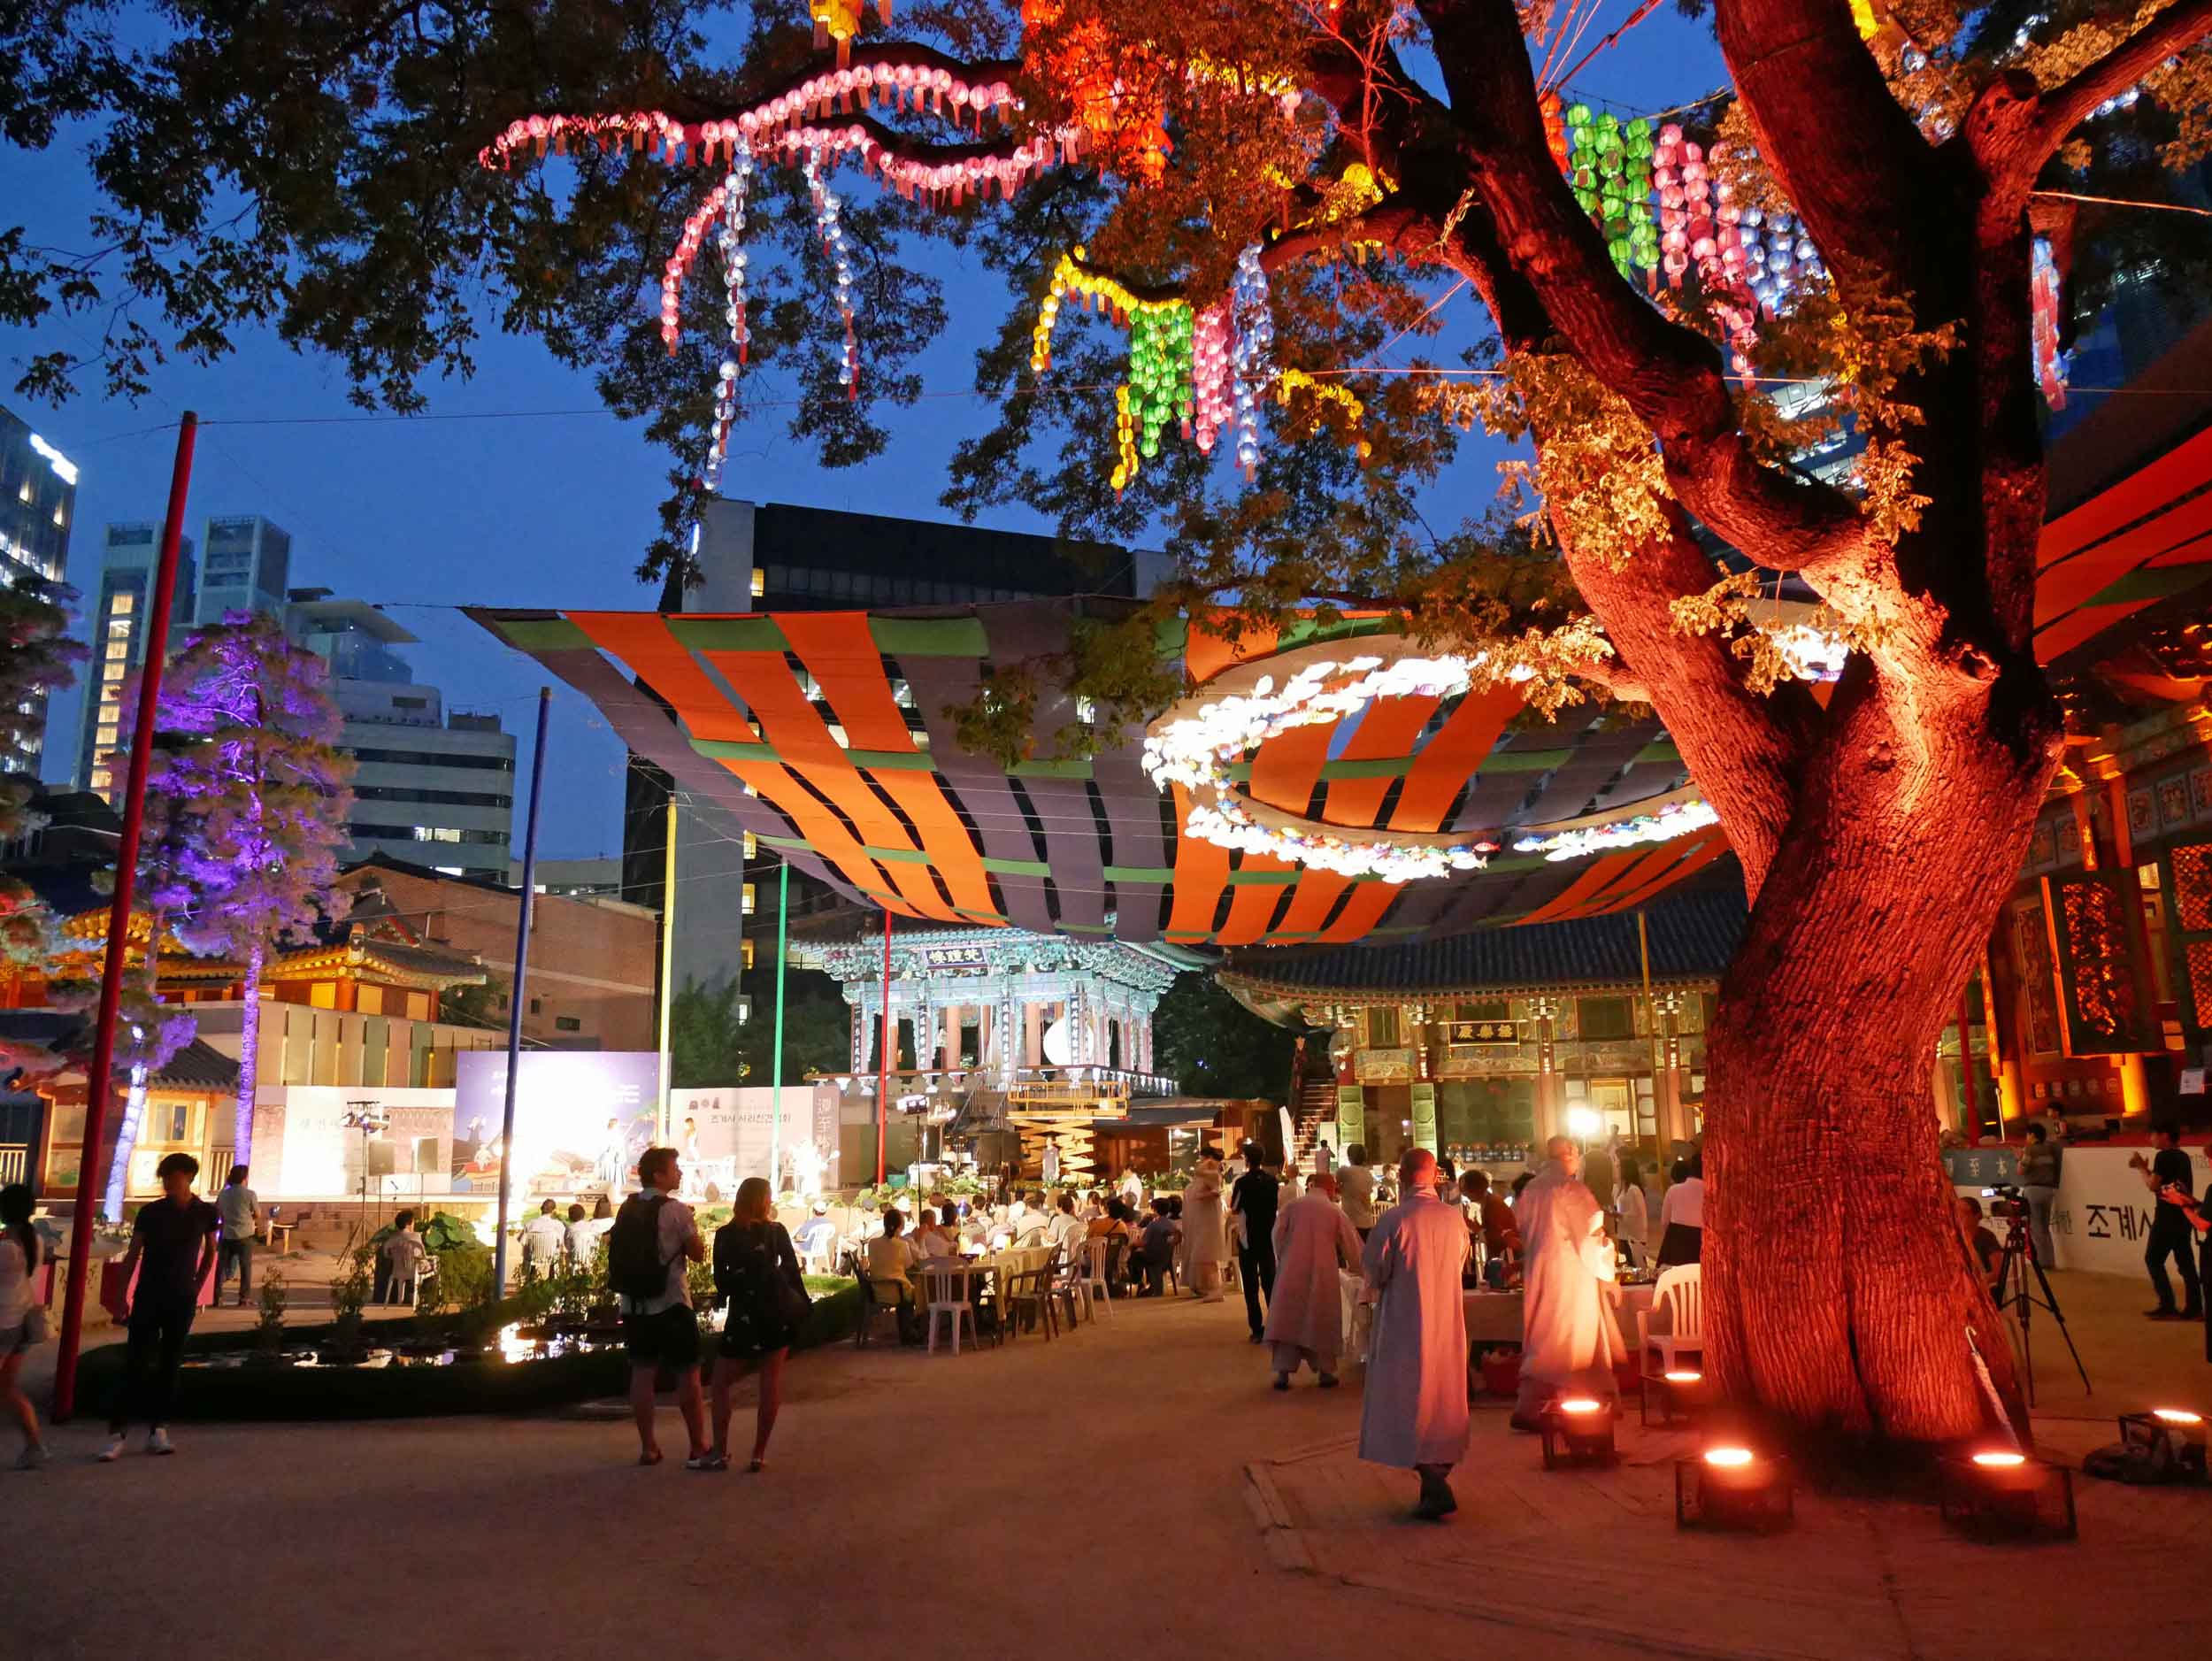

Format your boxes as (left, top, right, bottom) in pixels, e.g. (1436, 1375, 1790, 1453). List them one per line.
(0, 7, 1724, 859)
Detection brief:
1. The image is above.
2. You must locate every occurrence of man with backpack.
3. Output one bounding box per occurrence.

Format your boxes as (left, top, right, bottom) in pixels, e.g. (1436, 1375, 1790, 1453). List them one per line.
(608, 1146, 709, 1468)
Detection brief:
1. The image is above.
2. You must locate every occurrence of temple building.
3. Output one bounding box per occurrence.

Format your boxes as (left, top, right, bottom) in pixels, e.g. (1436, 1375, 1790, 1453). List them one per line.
(792, 921, 1214, 1178)
(1221, 887, 1742, 1168)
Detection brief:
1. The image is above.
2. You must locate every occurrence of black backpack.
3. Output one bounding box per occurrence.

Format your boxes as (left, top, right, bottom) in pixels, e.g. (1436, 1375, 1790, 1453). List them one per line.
(608, 1192, 673, 1300)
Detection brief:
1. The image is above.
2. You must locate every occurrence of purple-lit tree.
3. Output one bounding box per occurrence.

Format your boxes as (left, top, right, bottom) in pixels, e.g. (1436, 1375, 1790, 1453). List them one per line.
(142, 611, 354, 1163)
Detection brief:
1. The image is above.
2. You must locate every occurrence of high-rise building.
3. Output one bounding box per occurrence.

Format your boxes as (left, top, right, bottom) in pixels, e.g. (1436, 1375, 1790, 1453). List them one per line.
(282, 591, 518, 878)
(0, 407, 80, 779)
(75, 521, 199, 800)
(193, 513, 291, 625)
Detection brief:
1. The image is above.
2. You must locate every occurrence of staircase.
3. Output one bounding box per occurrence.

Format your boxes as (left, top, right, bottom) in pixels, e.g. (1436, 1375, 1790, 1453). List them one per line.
(1287, 1075, 1337, 1171)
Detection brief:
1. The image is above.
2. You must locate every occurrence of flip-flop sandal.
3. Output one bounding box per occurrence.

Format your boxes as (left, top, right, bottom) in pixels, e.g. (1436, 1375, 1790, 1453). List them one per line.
(748, 1457, 767, 1473)
(637, 1450, 664, 1466)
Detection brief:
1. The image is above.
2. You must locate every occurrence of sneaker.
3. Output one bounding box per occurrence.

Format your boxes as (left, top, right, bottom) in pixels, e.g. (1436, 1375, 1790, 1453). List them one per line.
(15, 1443, 48, 1471)
(147, 1427, 174, 1456)
(97, 1435, 127, 1463)
(685, 1451, 726, 1472)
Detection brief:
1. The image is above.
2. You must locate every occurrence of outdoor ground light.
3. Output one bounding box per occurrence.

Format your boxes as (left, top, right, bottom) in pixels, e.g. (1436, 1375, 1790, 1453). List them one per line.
(1540, 1395, 1617, 1469)
(1674, 1444, 1793, 1531)
(2116, 1409, 2208, 1483)
(1938, 1450, 2077, 1541)
(1640, 1365, 1709, 1427)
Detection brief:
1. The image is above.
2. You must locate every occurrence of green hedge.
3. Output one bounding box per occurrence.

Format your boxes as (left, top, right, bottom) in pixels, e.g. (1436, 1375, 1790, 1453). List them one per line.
(74, 1280, 864, 1422)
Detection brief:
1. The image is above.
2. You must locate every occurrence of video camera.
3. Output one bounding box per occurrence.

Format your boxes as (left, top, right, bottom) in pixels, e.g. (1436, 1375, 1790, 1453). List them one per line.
(1980, 1182, 2029, 1223)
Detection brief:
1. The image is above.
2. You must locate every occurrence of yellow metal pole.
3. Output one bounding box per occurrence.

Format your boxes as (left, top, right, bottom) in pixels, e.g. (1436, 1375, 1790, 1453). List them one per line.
(657, 788, 678, 1141)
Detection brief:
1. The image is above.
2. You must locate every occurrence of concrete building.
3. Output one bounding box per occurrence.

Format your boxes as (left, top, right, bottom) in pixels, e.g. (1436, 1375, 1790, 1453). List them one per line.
(336, 855, 658, 1052)
(506, 855, 625, 897)
(284, 591, 518, 880)
(193, 512, 290, 625)
(73, 520, 199, 799)
(0, 407, 80, 779)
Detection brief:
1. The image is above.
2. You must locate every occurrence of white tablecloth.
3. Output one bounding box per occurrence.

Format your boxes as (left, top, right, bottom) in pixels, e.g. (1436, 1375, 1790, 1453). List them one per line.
(1462, 1282, 1660, 1350)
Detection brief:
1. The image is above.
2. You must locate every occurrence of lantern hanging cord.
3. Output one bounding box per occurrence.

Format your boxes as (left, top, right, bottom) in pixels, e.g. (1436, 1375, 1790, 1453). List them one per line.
(2030, 188, 2212, 219)
(1552, 0, 1668, 93)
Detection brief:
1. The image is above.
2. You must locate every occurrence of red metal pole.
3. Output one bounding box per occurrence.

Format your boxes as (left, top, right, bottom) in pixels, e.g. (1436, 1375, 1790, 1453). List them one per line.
(1957, 988, 1983, 1149)
(53, 411, 196, 1421)
(878, 908, 891, 1184)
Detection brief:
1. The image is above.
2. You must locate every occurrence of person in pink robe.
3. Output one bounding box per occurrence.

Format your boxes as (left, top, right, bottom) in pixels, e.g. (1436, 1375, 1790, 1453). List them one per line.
(1263, 1173, 1363, 1388)
(1510, 1134, 1627, 1429)
(1358, 1148, 1471, 1521)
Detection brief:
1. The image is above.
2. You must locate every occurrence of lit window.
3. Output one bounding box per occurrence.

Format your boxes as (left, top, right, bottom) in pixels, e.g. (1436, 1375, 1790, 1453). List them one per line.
(99, 683, 120, 703)
(742, 831, 757, 858)
(750, 566, 765, 598)
(104, 642, 127, 661)
(51, 504, 65, 527)
(108, 619, 133, 637)
(741, 939, 757, 970)
(111, 593, 134, 616)
(826, 723, 849, 748)
(96, 726, 119, 747)
(14, 482, 26, 504)
(90, 768, 111, 789)
(742, 882, 756, 915)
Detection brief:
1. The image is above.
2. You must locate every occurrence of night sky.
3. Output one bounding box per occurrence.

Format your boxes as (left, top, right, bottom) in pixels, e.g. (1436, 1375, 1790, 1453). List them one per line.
(0, 11, 1723, 861)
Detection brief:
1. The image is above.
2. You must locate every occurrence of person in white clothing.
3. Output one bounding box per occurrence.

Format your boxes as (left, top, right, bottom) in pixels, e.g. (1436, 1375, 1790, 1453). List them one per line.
(1047, 1192, 1087, 1256)
(1614, 1154, 1650, 1270)
(1512, 1136, 1626, 1430)
(1338, 1146, 1379, 1237)
(518, 1198, 567, 1275)
(0, 1183, 47, 1468)
(1655, 1154, 1706, 1268)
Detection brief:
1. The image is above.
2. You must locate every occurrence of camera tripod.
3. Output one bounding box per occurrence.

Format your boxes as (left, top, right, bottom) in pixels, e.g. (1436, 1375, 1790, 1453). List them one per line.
(1990, 1205, 2091, 1404)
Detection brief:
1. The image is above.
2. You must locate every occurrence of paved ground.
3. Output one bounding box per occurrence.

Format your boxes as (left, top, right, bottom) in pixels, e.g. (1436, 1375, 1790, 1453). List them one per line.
(10, 1269, 2209, 1659)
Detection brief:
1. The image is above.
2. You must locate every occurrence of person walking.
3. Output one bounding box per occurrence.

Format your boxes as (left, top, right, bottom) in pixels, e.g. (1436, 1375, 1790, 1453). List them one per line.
(2018, 1123, 2062, 1267)
(101, 1152, 219, 1461)
(1181, 1157, 1229, 1302)
(1512, 1136, 1627, 1431)
(1359, 1149, 1471, 1520)
(1339, 1145, 1378, 1239)
(2139, 1124, 2203, 1320)
(1614, 1154, 1649, 1272)
(213, 1165, 257, 1308)
(0, 1182, 49, 1468)
(1263, 1173, 1363, 1388)
(708, 1177, 809, 1473)
(1230, 1150, 1281, 1342)
(609, 1146, 710, 1468)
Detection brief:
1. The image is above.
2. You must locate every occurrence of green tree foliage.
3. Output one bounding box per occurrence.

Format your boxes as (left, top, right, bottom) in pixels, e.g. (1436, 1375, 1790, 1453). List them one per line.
(1150, 972, 1300, 1102)
(671, 966, 852, 1084)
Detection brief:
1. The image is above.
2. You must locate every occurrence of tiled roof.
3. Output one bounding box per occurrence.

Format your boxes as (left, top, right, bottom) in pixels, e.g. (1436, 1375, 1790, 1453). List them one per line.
(154, 1040, 241, 1090)
(1221, 884, 1747, 997)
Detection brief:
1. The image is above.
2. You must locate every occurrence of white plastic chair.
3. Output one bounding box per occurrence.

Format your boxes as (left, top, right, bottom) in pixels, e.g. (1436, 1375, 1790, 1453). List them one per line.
(1081, 1236, 1114, 1321)
(919, 1264, 977, 1357)
(1638, 1263, 1704, 1372)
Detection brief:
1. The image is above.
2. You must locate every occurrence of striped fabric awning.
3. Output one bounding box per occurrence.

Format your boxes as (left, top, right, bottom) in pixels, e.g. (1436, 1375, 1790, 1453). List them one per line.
(465, 601, 1717, 947)
(2034, 420, 2212, 664)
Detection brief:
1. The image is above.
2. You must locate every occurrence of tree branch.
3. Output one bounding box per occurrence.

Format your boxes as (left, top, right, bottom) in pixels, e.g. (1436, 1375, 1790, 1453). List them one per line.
(2027, 0, 2212, 167)
(1410, 0, 1867, 576)
(1711, 0, 1939, 288)
(1551, 501, 1821, 897)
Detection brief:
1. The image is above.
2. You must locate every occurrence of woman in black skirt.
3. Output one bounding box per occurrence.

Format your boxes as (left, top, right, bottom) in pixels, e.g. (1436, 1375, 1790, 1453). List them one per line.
(709, 1177, 809, 1472)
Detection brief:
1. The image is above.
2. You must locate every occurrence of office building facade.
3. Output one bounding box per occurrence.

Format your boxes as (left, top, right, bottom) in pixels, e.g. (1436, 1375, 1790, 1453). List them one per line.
(283, 592, 518, 878)
(194, 513, 291, 625)
(0, 408, 80, 778)
(75, 521, 199, 800)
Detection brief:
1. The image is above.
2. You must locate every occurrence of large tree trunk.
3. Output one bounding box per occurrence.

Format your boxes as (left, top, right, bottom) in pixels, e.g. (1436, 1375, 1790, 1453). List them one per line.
(234, 943, 264, 1165)
(1699, 672, 2058, 1445)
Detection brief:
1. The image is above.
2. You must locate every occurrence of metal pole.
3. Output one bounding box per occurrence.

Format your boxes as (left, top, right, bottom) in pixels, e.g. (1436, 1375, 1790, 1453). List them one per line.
(53, 411, 196, 1422)
(493, 688, 551, 1294)
(657, 788, 677, 1140)
(771, 858, 788, 1191)
(1638, 909, 1665, 1166)
(878, 907, 891, 1185)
